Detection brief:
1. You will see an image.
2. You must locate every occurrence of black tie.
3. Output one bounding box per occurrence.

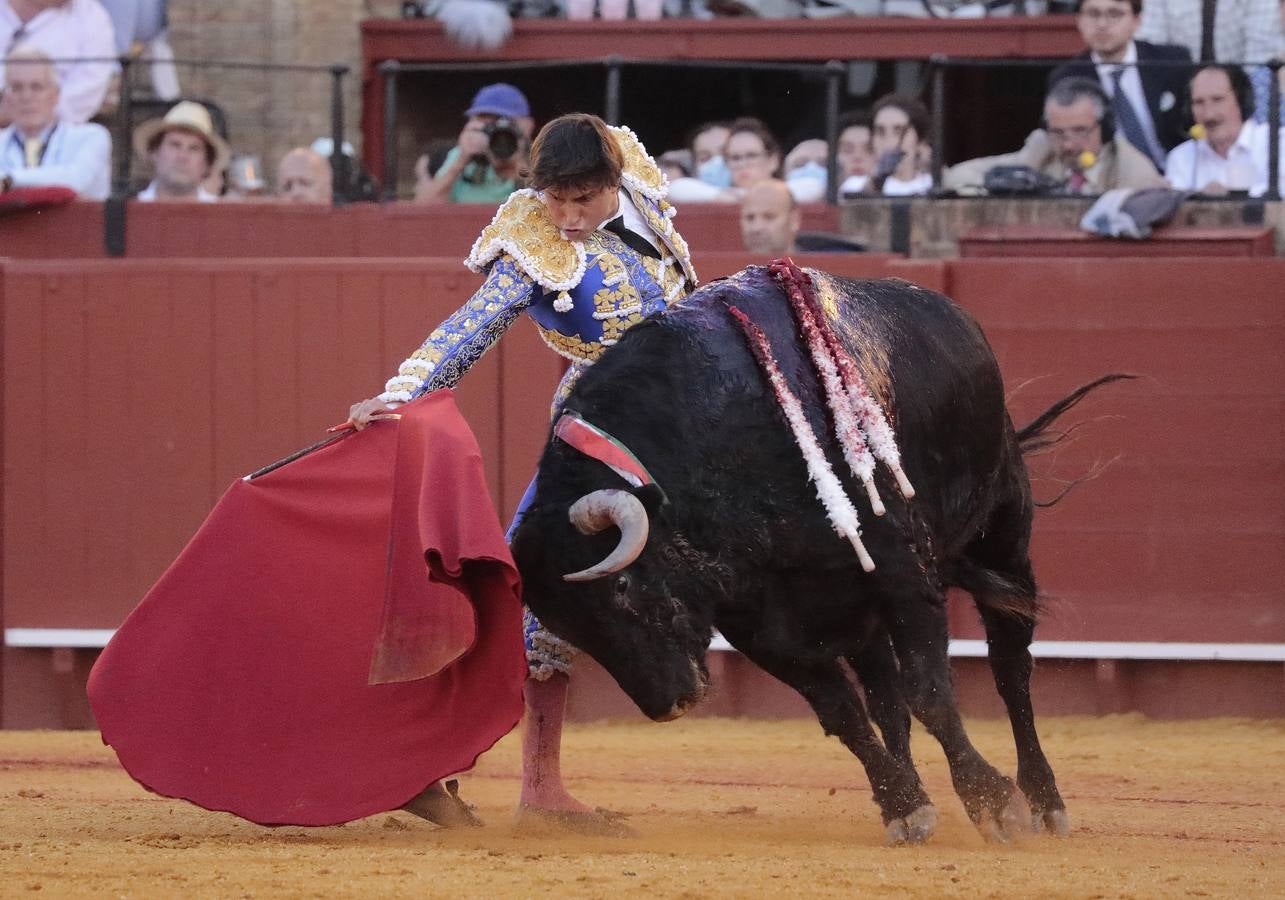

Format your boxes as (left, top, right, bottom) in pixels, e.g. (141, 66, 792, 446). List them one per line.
(1200, 0, 1217, 61)
(1110, 67, 1163, 170)
(603, 216, 661, 260)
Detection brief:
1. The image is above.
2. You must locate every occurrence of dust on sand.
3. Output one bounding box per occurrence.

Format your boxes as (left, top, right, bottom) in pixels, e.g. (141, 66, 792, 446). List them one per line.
(2, 716, 1283, 897)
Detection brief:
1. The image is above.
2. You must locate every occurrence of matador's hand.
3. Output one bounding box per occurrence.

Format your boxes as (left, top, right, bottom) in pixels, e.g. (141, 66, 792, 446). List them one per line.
(347, 397, 401, 430)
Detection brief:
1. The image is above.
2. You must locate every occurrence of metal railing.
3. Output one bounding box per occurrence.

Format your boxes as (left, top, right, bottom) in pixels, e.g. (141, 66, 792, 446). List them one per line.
(377, 56, 849, 203)
(11, 53, 1284, 210)
(379, 54, 1283, 206)
(926, 55, 1283, 201)
(3, 55, 351, 205)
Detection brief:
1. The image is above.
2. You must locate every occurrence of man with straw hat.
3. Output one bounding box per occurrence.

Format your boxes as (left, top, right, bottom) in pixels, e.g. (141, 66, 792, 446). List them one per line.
(133, 99, 229, 202)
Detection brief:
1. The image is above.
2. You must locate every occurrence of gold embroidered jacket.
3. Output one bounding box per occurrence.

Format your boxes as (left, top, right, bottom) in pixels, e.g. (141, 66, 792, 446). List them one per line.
(379, 127, 698, 407)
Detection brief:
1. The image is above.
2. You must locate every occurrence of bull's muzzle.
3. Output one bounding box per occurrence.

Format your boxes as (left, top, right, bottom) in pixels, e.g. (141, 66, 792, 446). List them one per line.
(562, 489, 650, 582)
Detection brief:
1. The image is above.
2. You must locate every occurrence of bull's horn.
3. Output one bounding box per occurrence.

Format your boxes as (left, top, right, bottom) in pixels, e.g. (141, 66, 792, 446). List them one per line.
(562, 489, 650, 582)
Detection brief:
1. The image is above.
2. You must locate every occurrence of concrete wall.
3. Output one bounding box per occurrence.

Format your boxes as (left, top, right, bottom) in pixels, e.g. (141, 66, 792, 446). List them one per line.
(842, 196, 1285, 258)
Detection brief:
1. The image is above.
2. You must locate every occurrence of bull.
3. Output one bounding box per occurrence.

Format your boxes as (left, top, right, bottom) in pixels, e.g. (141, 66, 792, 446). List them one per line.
(512, 264, 1122, 845)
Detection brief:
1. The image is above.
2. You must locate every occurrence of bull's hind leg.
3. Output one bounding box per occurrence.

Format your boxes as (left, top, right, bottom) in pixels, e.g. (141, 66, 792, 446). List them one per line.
(964, 496, 1070, 837)
(728, 635, 936, 845)
(885, 590, 1028, 843)
(977, 603, 1069, 837)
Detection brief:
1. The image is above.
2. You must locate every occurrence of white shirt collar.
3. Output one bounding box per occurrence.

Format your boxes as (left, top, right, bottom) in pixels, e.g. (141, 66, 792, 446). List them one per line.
(1232, 120, 1259, 153)
(1092, 40, 1137, 69)
(12, 121, 57, 145)
(594, 188, 659, 252)
(139, 181, 220, 202)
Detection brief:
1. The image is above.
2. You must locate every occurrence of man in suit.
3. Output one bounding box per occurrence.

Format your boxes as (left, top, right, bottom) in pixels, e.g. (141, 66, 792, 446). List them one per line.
(1050, 0, 1193, 171)
(944, 78, 1165, 194)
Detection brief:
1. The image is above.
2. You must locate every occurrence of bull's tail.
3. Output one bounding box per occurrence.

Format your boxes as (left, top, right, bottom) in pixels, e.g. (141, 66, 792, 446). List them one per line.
(1017, 373, 1135, 453)
(1017, 373, 1136, 507)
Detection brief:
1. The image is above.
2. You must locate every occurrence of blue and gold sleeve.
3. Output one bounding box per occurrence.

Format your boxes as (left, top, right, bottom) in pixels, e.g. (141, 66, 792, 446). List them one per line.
(378, 255, 536, 403)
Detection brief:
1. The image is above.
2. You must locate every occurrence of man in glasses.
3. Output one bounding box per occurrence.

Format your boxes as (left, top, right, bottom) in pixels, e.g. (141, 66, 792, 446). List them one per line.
(943, 77, 1165, 195)
(0, 45, 109, 198)
(1050, 0, 1193, 171)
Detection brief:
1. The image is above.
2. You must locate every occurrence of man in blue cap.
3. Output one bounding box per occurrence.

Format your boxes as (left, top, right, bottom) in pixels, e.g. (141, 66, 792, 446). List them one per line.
(419, 82, 534, 204)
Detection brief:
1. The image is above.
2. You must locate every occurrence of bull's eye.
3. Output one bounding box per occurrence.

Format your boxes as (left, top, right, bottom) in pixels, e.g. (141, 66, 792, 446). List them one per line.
(613, 574, 630, 596)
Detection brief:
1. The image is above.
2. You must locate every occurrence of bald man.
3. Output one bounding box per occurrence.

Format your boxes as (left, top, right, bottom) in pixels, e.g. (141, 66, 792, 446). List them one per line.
(739, 178, 800, 256)
(276, 147, 333, 204)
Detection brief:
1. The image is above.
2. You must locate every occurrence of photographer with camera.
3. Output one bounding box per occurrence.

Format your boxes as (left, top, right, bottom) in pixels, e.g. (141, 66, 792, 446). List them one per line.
(418, 83, 533, 204)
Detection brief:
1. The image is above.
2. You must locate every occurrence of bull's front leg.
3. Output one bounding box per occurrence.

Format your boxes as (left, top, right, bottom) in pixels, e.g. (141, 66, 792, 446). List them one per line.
(845, 632, 915, 769)
(723, 628, 937, 845)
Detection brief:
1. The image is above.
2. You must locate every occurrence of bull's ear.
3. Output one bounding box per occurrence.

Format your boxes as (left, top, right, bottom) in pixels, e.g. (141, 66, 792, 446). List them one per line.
(635, 482, 668, 516)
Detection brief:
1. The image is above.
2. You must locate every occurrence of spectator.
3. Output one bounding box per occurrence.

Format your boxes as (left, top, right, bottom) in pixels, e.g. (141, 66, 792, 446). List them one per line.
(657, 147, 692, 181)
(418, 82, 532, 204)
(782, 137, 827, 202)
(1165, 64, 1285, 195)
(668, 117, 782, 204)
(132, 100, 229, 202)
(725, 117, 782, 193)
(689, 119, 730, 184)
(276, 146, 332, 204)
(943, 77, 1165, 194)
(836, 113, 875, 180)
(740, 178, 800, 256)
(864, 94, 933, 196)
(784, 137, 826, 173)
(412, 137, 453, 202)
(1136, 0, 1281, 65)
(225, 153, 268, 201)
(1050, 0, 1193, 170)
(0, 0, 116, 125)
(1137, 0, 1284, 122)
(0, 45, 108, 197)
(97, 0, 179, 99)
(666, 120, 733, 203)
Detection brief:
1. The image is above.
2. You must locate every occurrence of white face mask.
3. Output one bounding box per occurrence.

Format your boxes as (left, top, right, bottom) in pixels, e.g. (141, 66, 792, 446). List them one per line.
(787, 160, 828, 183)
(697, 155, 732, 188)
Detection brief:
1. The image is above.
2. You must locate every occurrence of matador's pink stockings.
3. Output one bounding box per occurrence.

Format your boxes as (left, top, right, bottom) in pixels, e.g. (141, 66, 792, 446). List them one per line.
(518, 672, 592, 813)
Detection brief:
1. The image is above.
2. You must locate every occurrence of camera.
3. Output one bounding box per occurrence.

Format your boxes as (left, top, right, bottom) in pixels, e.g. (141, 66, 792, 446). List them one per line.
(481, 116, 521, 162)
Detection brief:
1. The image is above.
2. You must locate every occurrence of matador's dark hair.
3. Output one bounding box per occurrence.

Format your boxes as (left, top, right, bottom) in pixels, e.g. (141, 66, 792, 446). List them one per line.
(526, 113, 624, 194)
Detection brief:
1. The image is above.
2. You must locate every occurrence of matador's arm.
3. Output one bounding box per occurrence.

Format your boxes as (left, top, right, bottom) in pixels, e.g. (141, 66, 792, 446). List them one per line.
(378, 255, 536, 403)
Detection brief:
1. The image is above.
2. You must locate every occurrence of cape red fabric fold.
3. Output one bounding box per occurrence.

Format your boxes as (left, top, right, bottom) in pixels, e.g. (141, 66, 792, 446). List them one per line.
(0, 185, 76, 215)
(87, 390, 526, 827)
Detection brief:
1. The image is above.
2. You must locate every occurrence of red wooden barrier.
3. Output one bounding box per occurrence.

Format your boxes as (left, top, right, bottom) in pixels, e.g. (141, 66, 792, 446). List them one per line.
(943, 258, 1285, 646)
(0, 200, 840, 261)
(3, 255, 1283, 725)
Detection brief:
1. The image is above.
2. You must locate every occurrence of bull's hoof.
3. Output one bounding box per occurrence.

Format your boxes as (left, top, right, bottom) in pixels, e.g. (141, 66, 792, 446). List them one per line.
(1032, 807, 1071, 837)
(514, 804, 638, 838)
(884, 804, 938, 846)
(975, 790, 1030, 844)
(400, 779, 484, 828)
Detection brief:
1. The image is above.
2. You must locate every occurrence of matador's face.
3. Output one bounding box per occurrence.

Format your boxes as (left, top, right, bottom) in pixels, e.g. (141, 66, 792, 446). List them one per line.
(540, 183, 620, 242)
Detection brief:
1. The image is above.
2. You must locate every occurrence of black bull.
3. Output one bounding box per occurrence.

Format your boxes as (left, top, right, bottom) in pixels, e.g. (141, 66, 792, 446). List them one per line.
(512, 265, 1122, 844)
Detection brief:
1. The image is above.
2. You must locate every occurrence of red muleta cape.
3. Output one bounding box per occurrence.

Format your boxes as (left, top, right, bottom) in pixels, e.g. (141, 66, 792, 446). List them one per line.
(87, 390, 526, 826)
